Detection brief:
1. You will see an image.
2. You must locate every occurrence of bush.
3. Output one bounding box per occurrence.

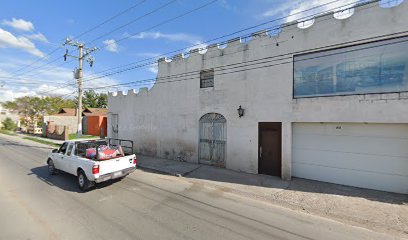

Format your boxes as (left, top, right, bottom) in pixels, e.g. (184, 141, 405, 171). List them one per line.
(1, 117, 17, 131)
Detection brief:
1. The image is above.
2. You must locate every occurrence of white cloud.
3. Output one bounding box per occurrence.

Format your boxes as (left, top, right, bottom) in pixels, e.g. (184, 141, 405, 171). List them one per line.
(147, 64, 158, 75)
(2, 18, 34, 32)
(103, 39, 118, 53)
(129, 31, 203, 45)
(0, 28, 45, 57)
(261, 0, 361, 22)
(26, 32, 48, 43)
(0, 62, 120, 101)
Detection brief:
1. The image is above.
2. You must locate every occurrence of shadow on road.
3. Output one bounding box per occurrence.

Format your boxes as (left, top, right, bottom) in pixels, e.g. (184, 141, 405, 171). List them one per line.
(29, 166, 120, 193)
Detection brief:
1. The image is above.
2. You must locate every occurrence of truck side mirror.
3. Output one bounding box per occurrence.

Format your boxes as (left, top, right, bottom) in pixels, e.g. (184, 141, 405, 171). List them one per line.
(52, 149, 58, 153)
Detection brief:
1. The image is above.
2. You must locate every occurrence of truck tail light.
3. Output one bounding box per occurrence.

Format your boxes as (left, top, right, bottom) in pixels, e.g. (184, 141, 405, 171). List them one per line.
(133, 157, 137, 165)
(92, 165, 100, 174)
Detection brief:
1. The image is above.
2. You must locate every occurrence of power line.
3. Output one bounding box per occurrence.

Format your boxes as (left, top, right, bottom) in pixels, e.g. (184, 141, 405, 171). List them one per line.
(84, 32, 408, 92)
(38, 0, 387, 94)
(73, 0, 148, 41)
(8, 0, 213, 79)
(8, 0, 148, 77)
(4, 0, 382, 90)
(6, 0, 355, 79)
(83, 0, 370, 79)
(87, 0, 178, 44)
(80, 0, 382, 83)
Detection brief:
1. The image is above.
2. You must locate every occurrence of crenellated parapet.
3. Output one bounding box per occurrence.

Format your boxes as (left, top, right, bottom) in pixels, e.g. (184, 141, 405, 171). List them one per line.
(109, 0, 407, 98)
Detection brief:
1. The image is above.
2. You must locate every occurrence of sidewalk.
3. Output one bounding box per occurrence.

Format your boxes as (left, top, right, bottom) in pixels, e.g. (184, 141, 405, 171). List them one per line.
(138, 155, 408, 238)
(16, 133, 102, 145)
(138, 155, 290, 198)
(17, 133, 65, 144)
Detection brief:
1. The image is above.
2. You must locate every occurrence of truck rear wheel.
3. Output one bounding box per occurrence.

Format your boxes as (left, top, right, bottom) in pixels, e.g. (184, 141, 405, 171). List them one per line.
(77, 170, 91, 191)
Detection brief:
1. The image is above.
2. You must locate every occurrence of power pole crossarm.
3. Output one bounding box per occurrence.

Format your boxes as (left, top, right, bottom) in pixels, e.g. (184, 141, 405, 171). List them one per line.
(63, 38, 98, 139)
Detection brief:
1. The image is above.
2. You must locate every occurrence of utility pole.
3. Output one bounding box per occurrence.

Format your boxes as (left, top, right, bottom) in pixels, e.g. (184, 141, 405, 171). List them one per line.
(63, 38, 98, 139)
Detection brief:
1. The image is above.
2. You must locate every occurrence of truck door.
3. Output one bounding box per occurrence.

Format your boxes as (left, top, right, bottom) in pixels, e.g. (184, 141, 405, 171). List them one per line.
(53, 142, 68, 170)
(64, 143, 76, 175)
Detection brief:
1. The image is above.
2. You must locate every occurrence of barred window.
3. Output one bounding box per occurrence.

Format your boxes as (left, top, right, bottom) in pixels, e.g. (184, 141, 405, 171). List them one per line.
(200, 69, 214, 88)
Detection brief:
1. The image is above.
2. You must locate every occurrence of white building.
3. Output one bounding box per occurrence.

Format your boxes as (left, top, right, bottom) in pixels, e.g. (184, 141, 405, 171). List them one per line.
(109, 1, 408, 194)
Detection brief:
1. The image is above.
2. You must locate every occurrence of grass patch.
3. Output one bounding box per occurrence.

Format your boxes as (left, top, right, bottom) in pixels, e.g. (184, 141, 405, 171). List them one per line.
(0, 129, 17, 136)
(68, 133, 99, 140)
(23, 137, 60, 148)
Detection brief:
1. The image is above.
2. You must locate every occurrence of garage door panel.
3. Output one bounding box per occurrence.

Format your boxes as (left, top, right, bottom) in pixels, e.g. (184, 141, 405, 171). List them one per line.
(294, 123, 408, 138)
(294, 134, 408, 158)
(292, 162, 408, 194)
(293, 148, 408, 176)
(293, 123, 408, 194)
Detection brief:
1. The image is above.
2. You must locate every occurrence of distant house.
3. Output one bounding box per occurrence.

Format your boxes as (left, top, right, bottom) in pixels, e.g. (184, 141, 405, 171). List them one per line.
(43, 108, 108, 136)
(43, 108, 79, 134)
(82, 108, 107, 137)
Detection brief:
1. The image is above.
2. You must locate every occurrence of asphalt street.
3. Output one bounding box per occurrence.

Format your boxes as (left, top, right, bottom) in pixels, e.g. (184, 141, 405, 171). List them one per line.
(0, 135, 398, 240)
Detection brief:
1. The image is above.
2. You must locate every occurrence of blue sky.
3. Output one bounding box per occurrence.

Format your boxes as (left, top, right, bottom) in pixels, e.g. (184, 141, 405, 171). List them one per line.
(0, 0, 403, 101)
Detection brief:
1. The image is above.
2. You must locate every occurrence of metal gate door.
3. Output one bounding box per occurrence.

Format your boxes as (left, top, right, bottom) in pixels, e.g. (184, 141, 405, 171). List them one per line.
(111, 114, 119, 145)
(199, 113, 226, 167)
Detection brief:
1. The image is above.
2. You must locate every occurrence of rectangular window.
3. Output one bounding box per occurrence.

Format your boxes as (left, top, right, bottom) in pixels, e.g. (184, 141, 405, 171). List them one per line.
(293, 36, 408, 98)
(200, 69, 214, 88)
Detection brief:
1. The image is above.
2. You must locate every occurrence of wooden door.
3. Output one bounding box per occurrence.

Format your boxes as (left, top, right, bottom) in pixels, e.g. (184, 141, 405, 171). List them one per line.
(258, 123, 281, 176)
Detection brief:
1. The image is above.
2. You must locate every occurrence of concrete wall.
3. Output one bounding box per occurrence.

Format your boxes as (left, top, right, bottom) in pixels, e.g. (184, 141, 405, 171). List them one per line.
(108, 1, 408, 178)
(43, 115, 79, 134)
(47, 124, 69, 141)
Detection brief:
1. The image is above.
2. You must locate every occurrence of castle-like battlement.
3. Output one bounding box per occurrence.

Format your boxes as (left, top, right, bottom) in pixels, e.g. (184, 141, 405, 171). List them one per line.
(109, 0, 406, 97)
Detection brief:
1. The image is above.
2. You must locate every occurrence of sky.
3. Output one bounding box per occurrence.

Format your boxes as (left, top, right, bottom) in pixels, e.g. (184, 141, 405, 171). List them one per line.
(0, 0, 403, 102)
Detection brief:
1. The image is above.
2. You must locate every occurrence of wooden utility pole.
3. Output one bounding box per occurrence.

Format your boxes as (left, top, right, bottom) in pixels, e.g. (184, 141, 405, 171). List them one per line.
(63, 38, 97, 139)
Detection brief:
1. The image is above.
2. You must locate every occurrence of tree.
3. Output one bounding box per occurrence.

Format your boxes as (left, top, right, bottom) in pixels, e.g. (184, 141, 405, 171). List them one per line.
(82, 90, 107, 108)
(1, 117, 17, 131)
(2, 96, 76, 127)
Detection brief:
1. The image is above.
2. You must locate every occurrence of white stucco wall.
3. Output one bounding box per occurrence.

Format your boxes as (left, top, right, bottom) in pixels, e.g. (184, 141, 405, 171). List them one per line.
(108, 1, 408, 178)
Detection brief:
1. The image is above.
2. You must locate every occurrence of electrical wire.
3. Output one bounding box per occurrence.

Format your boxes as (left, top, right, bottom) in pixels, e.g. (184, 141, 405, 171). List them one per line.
(84, 33, 408, 91)
(79, 0, 386, 84)
(82, 0, 373, 79)
(8, 0, 214, 79)
(2, 0, 389, 92)
(87, 0, 178, 44)
(7, 0, 148, 77)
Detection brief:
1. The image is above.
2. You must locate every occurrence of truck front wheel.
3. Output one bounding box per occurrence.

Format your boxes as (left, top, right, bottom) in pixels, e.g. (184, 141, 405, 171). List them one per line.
(47, 159, 57, 175)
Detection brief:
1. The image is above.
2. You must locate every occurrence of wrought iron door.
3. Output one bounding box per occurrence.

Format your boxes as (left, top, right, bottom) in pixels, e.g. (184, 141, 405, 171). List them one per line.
(111, 114, 119, 145)
(199, 113, 226, 167)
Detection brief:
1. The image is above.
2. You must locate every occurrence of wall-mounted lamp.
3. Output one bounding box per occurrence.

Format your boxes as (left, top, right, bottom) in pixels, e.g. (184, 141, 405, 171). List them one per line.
(237, 105, 244, 118)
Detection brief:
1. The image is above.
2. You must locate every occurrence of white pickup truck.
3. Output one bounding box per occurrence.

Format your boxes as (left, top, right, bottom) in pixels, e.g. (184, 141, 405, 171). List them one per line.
(47, 139, 136, 191)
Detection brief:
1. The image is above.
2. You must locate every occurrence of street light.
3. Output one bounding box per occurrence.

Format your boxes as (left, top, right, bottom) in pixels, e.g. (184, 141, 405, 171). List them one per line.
(237, 105, 244, 118)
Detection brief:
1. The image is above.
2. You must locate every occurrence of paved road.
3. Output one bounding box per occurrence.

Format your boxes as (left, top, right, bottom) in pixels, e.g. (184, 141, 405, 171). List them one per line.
(0, 135, 397, 240)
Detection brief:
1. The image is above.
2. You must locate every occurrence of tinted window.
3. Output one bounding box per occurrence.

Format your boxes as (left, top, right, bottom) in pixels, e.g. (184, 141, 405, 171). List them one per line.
(200, 69, 214, 88)
(294, 36, 408, 98)
(58, 142, 68, 154)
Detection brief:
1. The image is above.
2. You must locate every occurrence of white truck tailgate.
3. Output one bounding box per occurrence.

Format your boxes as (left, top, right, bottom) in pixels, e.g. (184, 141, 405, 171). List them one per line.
(98, 155, 135, 175)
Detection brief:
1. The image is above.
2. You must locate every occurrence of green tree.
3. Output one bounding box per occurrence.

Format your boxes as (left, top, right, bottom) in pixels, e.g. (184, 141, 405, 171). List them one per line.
(1, 117, 17, 131)
(82, 90, 107, 108)
(2, 96, 76, 127)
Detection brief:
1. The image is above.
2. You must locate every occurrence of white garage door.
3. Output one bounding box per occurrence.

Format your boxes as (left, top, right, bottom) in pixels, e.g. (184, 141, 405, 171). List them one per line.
(293, 123, 408, 194)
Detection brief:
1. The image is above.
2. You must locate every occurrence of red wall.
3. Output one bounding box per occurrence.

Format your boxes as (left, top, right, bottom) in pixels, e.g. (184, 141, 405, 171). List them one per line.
(87, 116, 107, 136)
